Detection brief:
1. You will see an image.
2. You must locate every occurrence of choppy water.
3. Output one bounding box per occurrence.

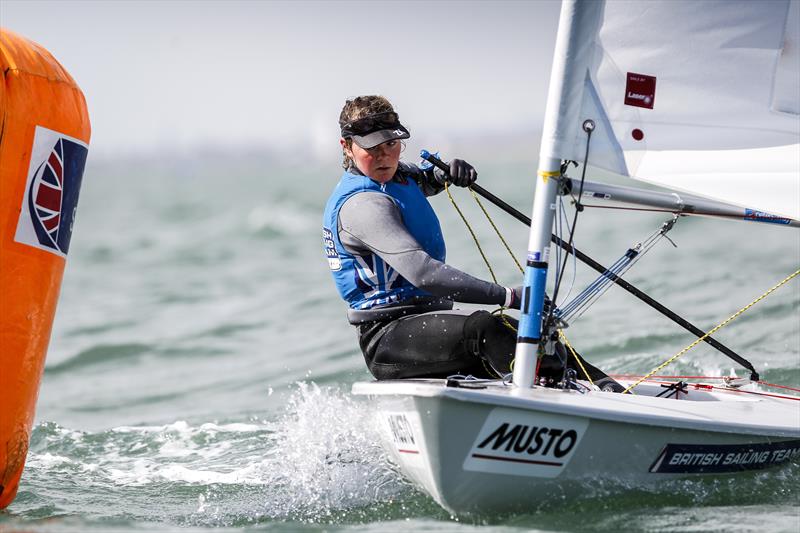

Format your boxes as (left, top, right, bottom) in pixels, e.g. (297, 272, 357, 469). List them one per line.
(2, 150, 799, 532)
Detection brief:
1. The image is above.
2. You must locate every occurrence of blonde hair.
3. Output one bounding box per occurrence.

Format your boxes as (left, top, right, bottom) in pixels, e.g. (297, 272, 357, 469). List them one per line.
(339, 95, 395, 169)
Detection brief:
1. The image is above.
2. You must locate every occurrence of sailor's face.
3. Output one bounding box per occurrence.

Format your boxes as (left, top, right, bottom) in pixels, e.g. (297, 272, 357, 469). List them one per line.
(343, 138, 402, 183)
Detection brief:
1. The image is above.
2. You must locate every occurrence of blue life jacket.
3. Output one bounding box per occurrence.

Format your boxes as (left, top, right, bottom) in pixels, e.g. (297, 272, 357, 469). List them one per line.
(323, 169, 446, 310)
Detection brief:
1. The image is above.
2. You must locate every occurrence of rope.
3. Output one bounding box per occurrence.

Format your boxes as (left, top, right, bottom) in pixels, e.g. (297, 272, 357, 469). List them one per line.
(622, 268, 800, 394)
(756, 381, 800, 393)
(444, 182, 518, 367)
(468, 187, 524, 274)
(551, 128, 592, 308)
(446, 177, 797, 395)
(444, 182, 498, 283)
(556, 217, 678, 322)
(610, 374, 800, 394)
(610, 375, 799, 401)
(558, 329, 594, 385)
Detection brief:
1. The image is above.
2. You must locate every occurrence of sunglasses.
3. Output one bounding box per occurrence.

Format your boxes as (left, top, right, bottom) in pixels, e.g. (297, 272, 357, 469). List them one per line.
(340, 111, 401, 137)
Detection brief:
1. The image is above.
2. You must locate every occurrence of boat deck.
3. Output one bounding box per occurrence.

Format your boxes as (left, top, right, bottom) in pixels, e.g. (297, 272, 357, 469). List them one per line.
(352, 378, 800, 437)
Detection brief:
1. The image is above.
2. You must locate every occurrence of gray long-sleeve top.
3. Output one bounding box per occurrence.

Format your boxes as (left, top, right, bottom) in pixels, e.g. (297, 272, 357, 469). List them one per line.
(339, 165, 508, 323)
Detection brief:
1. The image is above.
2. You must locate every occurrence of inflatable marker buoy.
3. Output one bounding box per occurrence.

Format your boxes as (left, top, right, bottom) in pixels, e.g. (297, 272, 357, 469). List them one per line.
(0, 28, 90, 509)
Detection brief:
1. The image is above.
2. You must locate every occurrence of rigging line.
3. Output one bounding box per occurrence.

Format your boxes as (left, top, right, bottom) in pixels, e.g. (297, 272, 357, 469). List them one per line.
(555, 197, 565, 299)
(468, 182, 758, 376)
(422, 152, 518, 336)
(463, 188, 529, 334)
(468, 187, 523, 274)
(558, 216, 678, 321)
(553, 195, 563, 302)
(454, 187, 523, 334)
(611, 376, 800, 401)
(695, 388, 800, 401)
(551, 123, 593, 308)
(444, 182, 518, 336)
(555, 194, 579, 306)
(556, 256, 631, 318)
(610, 374, 800, 393)
(567, 197, 579, 302)
(558, 329, 594, 385)
(444, 182, 497, 283)
(622, 268, 800, 394)
(435, 161, 758, 374)
(755, 381, 800, 393)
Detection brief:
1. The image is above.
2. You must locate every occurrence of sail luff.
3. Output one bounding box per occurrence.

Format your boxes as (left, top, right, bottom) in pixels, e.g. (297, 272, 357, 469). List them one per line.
(538, 0, 604, 166)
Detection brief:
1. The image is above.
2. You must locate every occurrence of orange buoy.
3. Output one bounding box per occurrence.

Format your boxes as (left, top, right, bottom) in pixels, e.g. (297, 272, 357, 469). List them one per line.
(0, 28, 90, 509)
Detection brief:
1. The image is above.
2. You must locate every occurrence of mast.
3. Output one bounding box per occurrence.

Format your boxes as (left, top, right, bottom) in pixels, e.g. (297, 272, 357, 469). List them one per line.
(513, 0, 603, 388)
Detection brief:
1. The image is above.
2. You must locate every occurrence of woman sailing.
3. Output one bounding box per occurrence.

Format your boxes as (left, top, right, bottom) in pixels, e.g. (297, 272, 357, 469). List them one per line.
(323, 95, 621, 390)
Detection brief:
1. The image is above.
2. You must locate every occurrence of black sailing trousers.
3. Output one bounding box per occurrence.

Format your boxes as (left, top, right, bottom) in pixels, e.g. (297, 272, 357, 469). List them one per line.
(357, 309, 609, 382)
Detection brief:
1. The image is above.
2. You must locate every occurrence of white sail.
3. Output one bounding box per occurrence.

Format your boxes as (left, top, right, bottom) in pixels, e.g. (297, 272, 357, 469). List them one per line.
(540, 0, 800, 221)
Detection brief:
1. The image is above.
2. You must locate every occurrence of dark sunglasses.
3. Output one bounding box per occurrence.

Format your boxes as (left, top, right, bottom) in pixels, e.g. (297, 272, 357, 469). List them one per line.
(340, 111, 401, 137)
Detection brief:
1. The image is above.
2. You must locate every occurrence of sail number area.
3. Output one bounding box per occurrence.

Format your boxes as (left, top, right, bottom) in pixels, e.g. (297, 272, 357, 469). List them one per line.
(649, 440, 800, 474)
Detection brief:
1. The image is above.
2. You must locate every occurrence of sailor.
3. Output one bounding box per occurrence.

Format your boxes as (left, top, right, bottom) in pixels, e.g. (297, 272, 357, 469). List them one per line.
(323, 95, 621, 389)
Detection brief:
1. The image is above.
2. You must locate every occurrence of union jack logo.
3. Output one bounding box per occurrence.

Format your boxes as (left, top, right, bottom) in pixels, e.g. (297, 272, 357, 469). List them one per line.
(15, 126, 88, 257)
(354, 254, 403, 308)
(30, 139, 66, 250)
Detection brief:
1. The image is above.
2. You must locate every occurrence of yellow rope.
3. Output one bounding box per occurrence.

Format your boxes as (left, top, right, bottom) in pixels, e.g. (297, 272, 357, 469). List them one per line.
(490, 307, 520, 334)
(449, 181, 796, 395)
(449, 181, 596, 386)
(622, 268, 800, 394)
(558, 329, 594, 385)
(445, 183, 518, 337)
(445, 182, 516, 377)
(444, 182, 497, 283)
(468, 187, 524, 274)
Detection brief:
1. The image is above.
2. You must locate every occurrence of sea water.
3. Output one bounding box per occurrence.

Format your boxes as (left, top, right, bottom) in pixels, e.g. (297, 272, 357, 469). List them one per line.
(1, 149, 798, 532)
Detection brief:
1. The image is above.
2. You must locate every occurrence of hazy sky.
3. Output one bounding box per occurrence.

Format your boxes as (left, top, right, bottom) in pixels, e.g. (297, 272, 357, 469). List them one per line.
(2, 0, 561, 158)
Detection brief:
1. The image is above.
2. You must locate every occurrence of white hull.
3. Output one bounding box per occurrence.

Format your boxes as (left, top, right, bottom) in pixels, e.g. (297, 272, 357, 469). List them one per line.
(352, 379, 800, 514)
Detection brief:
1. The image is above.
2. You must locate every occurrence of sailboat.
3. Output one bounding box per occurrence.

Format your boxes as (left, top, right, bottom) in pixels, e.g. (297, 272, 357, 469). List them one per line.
(351, 0, 800, 515)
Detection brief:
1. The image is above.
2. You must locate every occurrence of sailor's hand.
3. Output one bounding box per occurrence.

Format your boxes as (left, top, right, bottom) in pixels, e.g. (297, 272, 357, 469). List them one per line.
(433, 158, 478, 187)
(508, 286, 523, 310)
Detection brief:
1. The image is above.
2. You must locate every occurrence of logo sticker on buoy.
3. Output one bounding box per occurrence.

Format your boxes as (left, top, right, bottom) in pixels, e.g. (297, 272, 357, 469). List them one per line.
(14, 126, 88, 257)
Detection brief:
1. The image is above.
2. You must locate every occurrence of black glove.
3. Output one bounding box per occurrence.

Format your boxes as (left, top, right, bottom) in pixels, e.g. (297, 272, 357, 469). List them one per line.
(433, 158, 478, 187)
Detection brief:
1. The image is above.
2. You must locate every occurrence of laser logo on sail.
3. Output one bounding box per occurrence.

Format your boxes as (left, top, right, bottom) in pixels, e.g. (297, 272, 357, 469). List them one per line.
(624, 72, 657, 110)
